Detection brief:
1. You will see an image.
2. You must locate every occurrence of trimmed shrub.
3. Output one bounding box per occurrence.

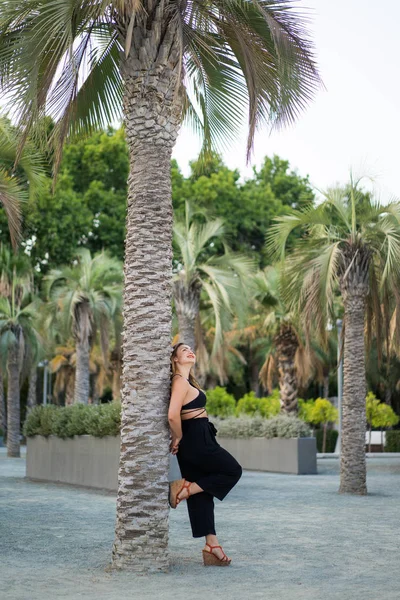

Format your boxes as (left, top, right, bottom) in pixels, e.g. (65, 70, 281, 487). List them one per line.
(315, 429, 338, 453)
(205, 387, 236, 418)
(23, 402, 121, 438)
(236, 389, 282, 418)
(235, 392, 260, 416)
(213, 414, 311, 439)
(385, 430, 400, 452)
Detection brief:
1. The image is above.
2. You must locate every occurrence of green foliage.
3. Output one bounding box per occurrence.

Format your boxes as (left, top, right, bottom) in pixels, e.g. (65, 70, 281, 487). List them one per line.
(385, 431, 400, 452)
(205, 387, 236, 418)
(23, 405, 59, 437)
(366, 392, 399, 429)
(298, 399, 315, 423)
(23, 402, 121, 438)
(308, 398, 338, 426)
(236, 389, 281, 418)
(258, 391, 281, 418)
(236, 391, 262, 416)
(213, 414, 311, 438)
(315, 429, 338, 453)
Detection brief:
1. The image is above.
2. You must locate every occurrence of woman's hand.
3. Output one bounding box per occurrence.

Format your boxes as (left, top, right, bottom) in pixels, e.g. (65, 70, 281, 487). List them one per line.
(170, 436, 182, 455)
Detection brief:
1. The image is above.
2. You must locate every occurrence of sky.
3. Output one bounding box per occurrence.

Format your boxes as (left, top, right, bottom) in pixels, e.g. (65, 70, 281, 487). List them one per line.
(173, 0, 400, 202)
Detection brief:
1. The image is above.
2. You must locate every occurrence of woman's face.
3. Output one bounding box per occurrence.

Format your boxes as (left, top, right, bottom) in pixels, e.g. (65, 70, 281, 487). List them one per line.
(174, 344, 196, 366)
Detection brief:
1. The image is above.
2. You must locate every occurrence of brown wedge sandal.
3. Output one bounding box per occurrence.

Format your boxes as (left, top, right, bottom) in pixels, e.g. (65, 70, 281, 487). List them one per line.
(169, 478, 191, 509)
(202, 544, 231, 567)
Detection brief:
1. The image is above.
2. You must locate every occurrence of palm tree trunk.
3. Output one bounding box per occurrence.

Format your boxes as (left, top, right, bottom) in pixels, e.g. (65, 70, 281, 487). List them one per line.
(323, 372, 329, 400)
(112, 33, 183, 571)
(339, 292, 367, 494)
(173, 276, 201, 352)
(276, 325, 298, 413)
(0, 370, 6, 439)
(74, 303, 90, 404)
(322, 423, 327, 453)
(7, 339, 20, 457)
(27, 364, 37, 412)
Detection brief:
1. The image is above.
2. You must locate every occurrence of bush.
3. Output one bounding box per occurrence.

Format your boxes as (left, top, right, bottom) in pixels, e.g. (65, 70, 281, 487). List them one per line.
(315, 429, 338, 453)
(235, 389, 281, 418)
(385, 430, 400, 452)
(235, 392, 260, 416)
(23, 402, 121, 438)
(213, 414, 311, 439)
(206, 387, 236, 418)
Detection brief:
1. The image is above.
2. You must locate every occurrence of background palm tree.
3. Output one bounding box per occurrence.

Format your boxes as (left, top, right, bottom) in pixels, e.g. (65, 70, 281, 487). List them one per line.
(0, 0, 321, 570)
(173, 202, 255, 377)
(0, 292, 41, 457)
(256, 266, 311, 412)
(267, 179, 400, 495)
(0, 118, 46, 248)
(45, 249, 122, 404)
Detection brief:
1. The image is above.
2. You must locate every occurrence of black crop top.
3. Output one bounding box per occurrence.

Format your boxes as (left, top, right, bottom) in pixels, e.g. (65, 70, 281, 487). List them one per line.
(171, 374, 207, 418)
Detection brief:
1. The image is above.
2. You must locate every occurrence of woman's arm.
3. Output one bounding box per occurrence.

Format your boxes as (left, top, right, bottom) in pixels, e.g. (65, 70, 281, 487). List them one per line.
(168, 377, 187, 454)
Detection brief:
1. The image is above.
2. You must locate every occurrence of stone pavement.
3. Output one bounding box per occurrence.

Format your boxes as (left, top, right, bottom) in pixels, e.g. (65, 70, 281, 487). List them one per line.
(1, 447, 399, 600)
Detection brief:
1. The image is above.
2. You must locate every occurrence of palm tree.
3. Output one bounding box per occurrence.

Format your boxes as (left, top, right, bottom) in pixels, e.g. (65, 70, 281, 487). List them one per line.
(173, 202, 255, 372)
(45, 249, 122, 404)
(255, 266, 311, 412)
(0, 292, 41, 457)
(267, 179, 400, 495)
(0, 118, 46, 248)
(0, 0, 321, 569)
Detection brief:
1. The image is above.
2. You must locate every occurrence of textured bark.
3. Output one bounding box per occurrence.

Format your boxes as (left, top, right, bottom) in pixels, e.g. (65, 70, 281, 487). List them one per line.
(339, 244, 370, 494)
(27, 364, 37, 412)
(0, 370, 6, 437)
(74, 338, 90, 404)
(7, 340, 20, 458)
(112, 11, 183, 571)
(275, 325, 299, 413)
(173, 274, 202, 351)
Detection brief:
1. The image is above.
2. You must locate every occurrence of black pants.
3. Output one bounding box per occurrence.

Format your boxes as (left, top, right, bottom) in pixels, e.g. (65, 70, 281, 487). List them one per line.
(177, 417, 242, 538)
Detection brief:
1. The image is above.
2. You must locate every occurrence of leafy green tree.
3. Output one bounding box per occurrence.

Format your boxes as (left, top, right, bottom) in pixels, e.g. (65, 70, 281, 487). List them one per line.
(267, 178, 400, 494)
(308, 398, 338, 454)
(45, 250, 122, 404)
(0, 0, 320, 569)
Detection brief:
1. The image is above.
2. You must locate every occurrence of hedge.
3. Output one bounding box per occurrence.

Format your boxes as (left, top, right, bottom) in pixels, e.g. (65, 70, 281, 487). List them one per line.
(385, 430, 400, 452)
(24, 403, 311, 440)
(213, 414, 311, 439)
(315, 429, 338, 453)
(23, 402, 121, 438)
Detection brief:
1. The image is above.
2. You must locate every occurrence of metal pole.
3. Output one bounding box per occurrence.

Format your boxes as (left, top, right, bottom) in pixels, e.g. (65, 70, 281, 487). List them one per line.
(336, 319, 343, 456)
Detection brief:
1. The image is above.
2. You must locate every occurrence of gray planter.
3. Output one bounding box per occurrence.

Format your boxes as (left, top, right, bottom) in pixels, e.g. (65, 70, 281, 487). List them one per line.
(26, 434, 182, 491)
(26, 434, 317, 491)
(219, 436, 317, 475)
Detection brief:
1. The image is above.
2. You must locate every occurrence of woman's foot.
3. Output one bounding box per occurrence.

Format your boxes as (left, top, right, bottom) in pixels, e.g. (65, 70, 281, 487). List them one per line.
(169, 479, 191, 509)
(203, 535, 231, 563)
(202, 543, 231, 566)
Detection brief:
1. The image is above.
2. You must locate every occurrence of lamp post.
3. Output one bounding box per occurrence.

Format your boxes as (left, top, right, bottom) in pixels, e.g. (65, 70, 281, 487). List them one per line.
(336, 319, 343, 455)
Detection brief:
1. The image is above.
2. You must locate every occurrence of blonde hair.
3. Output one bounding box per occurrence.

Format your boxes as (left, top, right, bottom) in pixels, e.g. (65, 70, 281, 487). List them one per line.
(170, 343, 201, 390)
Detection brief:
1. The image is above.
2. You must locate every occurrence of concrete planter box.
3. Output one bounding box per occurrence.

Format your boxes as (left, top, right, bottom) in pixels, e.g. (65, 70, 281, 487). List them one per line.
(26, 435, 121, 491)
(219, 436, 317, 475)
(26, 434, 317, 491)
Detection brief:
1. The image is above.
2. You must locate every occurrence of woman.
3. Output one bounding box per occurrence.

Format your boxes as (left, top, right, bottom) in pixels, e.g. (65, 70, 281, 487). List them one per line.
(168, 342, 242, 567)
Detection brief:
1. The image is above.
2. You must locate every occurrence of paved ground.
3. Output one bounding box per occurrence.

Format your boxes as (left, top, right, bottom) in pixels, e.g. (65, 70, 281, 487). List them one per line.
(1, 447, 399, 600)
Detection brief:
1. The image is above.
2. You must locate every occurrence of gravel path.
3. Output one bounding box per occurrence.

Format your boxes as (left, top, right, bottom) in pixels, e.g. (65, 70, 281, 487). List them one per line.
(1, 447, 399, 600)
